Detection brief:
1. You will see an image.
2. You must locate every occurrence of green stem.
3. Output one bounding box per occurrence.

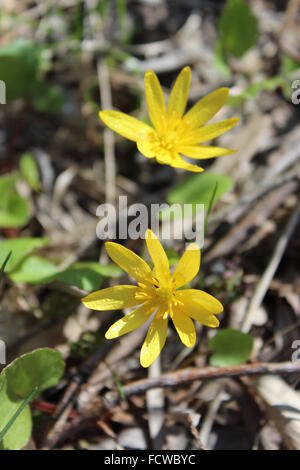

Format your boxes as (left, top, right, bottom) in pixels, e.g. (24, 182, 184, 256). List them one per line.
(0, 387, 38, 443)
(0, 251, 12, 279)
(204, 181, 218, 236)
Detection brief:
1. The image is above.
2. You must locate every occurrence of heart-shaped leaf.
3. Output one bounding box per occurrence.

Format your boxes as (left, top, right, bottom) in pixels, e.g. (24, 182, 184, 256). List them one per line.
(0, 238, 49, 273)
(5, 348, 65, 399)
(218, 0, 258, 58)
(0, 348, 65, 450)
(209, 329, 253, 367)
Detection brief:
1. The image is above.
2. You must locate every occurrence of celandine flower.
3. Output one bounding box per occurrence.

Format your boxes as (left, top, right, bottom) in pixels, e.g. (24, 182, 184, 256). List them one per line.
(99, 66, 238, 172)
(82, 230, 223, 367)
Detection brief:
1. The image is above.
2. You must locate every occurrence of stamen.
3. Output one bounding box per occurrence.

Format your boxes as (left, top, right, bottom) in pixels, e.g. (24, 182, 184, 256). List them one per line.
(135, 292, 151, 301)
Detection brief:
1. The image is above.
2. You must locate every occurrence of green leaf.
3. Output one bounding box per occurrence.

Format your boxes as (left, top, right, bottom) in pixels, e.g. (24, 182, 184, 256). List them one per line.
(0, 375, 32, 450)
(53, 262, 121, 290)
(0, 173, 29, 228)
(9, 256, 122, 290)
(218, 0, 259, 58)
(209, 329, 254, 367)
(9, 255, 58, 283)
(0, 40, 40, 101)
(0, 348, 64, 450)
(33, 82, 63, 114)
(5, 348, 65, 399)
(0, 238, 49, 273)
(20, 153, 41, 192)
(163, 172, 233, 220)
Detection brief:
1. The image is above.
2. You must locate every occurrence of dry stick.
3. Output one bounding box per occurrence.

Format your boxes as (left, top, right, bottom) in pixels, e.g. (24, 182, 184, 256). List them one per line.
(86, 0, 116, 206)
(97, 60, 116, 206)
(186, 413, 207, 450)
(242, 202, 300, 332)
(42, 403, 73, 450)
(104, 362, 300, 406)
(146, 356, 165, 449)
(199, 380, 225, 447)
(54, 361, 300, 446)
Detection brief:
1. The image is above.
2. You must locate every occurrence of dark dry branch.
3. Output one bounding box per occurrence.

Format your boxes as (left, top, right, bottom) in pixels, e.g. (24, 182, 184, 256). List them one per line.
(105, 362, 300, 406)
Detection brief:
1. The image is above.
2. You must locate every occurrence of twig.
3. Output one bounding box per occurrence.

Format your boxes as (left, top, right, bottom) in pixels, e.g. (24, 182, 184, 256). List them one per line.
(41, 402, 73, 450)
(104, 361, 300, 406)
(242, 202, 300, 332)
(198, 380, 226, 448)
(85, 0, 116, 205)
(97, 60, 116, 205)
(146, 356, 165, 449)
(187, 413, 207, 450)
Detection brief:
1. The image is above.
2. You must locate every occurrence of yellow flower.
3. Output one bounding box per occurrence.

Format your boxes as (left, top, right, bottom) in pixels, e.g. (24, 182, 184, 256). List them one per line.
(99, 66, 238, 173)
(81, 230, 223, 367)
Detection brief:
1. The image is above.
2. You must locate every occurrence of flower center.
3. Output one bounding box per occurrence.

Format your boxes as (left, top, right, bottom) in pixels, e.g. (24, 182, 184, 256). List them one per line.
(136, 278, 183, 318)
(153, 115, 187, 156)
(156, 285, 173, 302)
(157, 131, 176, 151)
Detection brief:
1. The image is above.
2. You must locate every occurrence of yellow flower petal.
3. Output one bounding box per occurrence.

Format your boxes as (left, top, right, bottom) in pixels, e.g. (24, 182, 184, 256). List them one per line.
(99, 110, 152, 142)
(105, 300, 157, 339)
(144, 70, 166, 131)
(155, 149, 203, 172)
(176, 289, 223, 314)
(190, 311, 220, 328)
(167, 153, 204, 173)
(178, 145, 236, 160)
(105, 242, 153, 282)
(145, 229, 170, 285)
(167, 66, 191, 118)
(81, 285, 140, 311)
(183, 118, 239, 145)
(140, 309, 168, 368)
(171, 308, 196, 347)
(172, 243, 201, 289)
(183, 87, 230, 129)
(178, 296, 220, 328)
(137, 139, 156, 158)
(155, 148, 173, 165)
